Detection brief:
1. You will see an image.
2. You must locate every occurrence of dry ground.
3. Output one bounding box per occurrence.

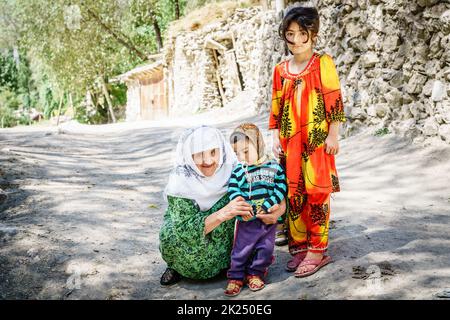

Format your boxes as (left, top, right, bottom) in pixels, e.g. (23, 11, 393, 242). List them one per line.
(1, 111, 450, 299)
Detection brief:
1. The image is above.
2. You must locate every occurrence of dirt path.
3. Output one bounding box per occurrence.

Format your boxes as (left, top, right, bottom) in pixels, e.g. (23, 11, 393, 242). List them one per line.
(1, 113, 450, 300)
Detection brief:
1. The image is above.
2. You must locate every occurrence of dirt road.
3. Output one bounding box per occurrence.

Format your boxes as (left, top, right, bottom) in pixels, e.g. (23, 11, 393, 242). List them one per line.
(1, 113, 450, 299)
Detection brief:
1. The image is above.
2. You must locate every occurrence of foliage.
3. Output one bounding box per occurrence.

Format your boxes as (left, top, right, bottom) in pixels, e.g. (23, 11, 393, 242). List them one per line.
(374, 127, 390, 136)
(0, 0, 188, 126)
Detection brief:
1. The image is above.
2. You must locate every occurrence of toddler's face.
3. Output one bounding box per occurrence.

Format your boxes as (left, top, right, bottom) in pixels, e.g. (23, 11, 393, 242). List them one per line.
(233, 139, 259, 165)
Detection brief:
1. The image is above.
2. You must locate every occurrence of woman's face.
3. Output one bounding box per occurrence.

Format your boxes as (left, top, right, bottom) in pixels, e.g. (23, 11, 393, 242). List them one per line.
(285, 22, 315, 55)
(192, 148, 220, 177)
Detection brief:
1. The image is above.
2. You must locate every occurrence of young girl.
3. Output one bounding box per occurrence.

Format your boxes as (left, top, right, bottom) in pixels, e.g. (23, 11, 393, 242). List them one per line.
(269, 6, 346, 278)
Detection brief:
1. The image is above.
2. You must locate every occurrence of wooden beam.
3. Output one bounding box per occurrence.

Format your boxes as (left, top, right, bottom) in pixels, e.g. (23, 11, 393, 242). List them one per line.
(204, 38, 227, 52)
(212, 49, 226, 107)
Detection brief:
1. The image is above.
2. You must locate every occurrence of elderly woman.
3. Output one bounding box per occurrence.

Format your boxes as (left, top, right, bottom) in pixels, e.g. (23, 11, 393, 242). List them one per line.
(159, 126, 286, 285)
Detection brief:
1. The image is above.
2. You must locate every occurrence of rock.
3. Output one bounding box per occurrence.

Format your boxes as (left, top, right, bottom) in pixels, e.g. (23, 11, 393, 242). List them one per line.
(423, 79, 434, 97)
(391, 51, 406, 70)
(431, 80, 446, 102)
(383, 35, 400, 52)
(389, 71, 404, 88)
(367, 104, 388, 118)
(367, 5, 384, 32)
(366, 31, 378, 49)
(348, 38, 367, 52)
(336, 49, 356, 65)
(406, 73, 428, 94)
(385, 89, 403, 107)
(413, 135, 426, 144)
(390, 119, 418, 138)
(402, 93, 414, 105)
(445, 68, 450, 82)
(437, 102, 450, 124)
(399, 104, 413, 120)
(417, 0, 439, 7)
(409, 102, 427, 120)
(343, 120, 364, 137)
(345, 21, 362, 38)
(440, 10, 450, 32)
(350, 107, 367, 120)
(362, 52, 379, 68)
(429, 32, 442, 56)
(347, 61, 362, 81)
(435, 113, 444, 124)
(439, 124, 450, 142)
(424, 59, 442, 77)
(415, 44, 429, 60)
(360, 89, 371, 108)
(422, 117, 439, 136)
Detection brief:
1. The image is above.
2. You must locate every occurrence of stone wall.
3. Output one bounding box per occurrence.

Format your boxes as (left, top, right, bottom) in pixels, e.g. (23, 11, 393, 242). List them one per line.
(164, 0, 450, 143)
(314, 0, 450, 143)
(163, 7, 284, 115)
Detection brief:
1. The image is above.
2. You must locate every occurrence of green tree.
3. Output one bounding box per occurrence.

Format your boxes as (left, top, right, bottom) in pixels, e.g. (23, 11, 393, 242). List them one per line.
(1, 0, 188, 126)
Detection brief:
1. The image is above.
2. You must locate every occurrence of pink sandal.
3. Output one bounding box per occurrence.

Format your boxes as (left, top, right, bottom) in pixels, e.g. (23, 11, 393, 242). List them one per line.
(286, 252, 307, 272)
(294, 256, 332, 278)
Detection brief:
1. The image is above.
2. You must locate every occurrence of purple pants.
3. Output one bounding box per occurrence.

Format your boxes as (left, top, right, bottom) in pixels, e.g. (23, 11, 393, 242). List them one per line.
(227, 218, 277, 280)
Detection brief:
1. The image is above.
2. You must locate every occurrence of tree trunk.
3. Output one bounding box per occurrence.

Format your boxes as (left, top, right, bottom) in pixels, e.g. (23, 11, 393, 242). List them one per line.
(69, 92, 75, 119)
(85, 7, 147, 61)
(150, 10, 163, 52)
(174, 0, 180, 19)
(101, 78, 116, 123)
(56, 93, 64, 126)
(275, 0, 285, 17)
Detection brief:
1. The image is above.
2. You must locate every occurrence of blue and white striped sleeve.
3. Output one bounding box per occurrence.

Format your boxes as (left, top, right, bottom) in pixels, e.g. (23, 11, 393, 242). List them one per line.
(228, 165, 246, 201)
(261, 164, 287, 212)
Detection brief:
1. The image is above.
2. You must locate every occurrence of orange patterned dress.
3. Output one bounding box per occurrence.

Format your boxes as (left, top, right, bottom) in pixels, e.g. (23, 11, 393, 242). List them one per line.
(269, 52, 346, 253)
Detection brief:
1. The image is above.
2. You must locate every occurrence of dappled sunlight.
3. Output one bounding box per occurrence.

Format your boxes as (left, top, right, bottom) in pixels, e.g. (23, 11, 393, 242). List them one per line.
(1, 117, 450, 299)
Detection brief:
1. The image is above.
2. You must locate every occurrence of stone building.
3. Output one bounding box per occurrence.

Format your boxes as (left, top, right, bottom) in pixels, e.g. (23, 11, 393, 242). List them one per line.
(163, 6, 284, 116)
(118, 0, 450, 143)
(116, 60, 168, 121)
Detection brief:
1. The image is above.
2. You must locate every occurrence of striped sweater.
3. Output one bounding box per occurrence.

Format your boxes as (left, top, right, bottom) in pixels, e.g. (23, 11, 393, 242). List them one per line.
(228, 159, 287, 221)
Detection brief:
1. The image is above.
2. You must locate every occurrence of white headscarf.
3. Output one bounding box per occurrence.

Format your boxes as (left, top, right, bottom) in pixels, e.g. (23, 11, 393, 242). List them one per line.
(164, 126, 238, 211)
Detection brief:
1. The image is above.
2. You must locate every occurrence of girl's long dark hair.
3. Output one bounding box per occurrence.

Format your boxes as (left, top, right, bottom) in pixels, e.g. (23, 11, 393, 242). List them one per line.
(279, 6, 320, 54)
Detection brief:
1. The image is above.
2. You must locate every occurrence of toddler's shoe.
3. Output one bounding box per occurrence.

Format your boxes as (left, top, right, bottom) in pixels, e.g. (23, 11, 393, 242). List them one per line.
(246, 275, 265, 292)
(224, 279, 244, 297)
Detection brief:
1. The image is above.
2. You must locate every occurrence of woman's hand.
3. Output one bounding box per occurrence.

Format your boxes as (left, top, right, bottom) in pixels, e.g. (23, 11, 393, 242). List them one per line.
(256, 199, 286, 225)
(204, 196, 253, 235)
(217, 196, 253, 222)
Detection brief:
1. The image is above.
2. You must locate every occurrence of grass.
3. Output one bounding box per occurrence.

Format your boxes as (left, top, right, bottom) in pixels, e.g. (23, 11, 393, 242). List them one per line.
(374, 127, 390, 136)
(168, 0, 259, 34)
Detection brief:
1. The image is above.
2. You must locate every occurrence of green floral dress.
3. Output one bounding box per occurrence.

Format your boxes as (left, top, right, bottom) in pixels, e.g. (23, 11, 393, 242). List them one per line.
(159, 194, 235, 279)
